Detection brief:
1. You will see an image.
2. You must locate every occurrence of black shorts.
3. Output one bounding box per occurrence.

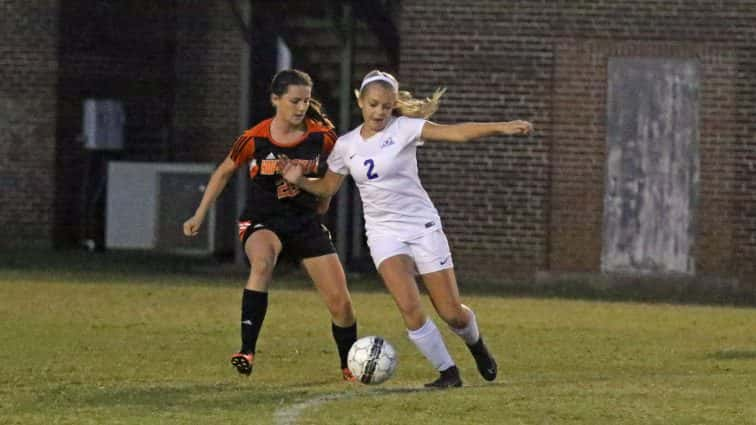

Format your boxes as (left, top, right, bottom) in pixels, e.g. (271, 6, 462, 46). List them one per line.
(237, 214, 335, 262)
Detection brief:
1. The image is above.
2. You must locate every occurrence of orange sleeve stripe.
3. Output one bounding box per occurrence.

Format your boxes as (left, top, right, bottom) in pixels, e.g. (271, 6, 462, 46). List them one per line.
(229, 119, 272, 163)
(230, 135, 253, 162)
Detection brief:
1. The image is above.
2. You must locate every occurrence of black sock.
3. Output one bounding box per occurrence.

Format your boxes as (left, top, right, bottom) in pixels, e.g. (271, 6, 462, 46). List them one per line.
(240, 289, 268, 354)
(331, 322, 357, 369)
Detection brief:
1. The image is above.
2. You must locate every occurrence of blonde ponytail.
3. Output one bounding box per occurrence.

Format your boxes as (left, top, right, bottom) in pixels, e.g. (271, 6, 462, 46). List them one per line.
(395, 87, 446, 119)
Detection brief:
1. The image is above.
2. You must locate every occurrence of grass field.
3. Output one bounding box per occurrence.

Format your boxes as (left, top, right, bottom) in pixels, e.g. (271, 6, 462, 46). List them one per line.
(1, 250, 755, 424)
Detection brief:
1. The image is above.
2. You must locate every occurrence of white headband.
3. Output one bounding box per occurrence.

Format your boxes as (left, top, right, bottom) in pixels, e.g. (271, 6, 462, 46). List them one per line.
(359, 74, 399, 92)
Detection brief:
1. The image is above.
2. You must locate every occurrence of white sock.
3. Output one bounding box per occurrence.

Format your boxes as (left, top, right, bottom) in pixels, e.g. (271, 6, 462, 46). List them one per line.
(407, 319, 455, 371)
(449, 304, 480, 346)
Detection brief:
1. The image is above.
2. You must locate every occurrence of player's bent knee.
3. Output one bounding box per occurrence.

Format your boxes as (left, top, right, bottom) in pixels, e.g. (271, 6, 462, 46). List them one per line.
(249, 257, 275, 277)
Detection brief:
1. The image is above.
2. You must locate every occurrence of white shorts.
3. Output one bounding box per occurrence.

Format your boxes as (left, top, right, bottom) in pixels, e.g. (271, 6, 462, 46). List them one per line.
(367, 229, 454, 275)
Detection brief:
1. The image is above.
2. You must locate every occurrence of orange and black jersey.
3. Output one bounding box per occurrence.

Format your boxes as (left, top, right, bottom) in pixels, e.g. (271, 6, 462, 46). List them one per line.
(229, 118, 337, 221)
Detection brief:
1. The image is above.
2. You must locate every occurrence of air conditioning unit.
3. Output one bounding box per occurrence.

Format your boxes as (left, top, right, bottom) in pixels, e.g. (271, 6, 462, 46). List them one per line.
(106, 161, 234, 255)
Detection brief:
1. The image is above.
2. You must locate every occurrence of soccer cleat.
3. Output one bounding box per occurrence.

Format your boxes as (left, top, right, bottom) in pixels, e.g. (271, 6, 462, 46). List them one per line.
(230, 352, 254, 376)
(342, 368, 357, 382)
(467, 336, 497, 381)
(424, 365, 463, 388)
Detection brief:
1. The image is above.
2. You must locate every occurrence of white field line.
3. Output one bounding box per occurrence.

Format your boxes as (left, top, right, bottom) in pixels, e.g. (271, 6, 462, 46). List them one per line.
(273, 392, 355, 425)
(273, 386, 436, 425)
(272, 386, 433, 425)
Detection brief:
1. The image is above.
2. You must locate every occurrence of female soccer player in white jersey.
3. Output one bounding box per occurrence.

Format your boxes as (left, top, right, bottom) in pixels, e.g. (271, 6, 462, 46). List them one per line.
(281, 70, 533, 388)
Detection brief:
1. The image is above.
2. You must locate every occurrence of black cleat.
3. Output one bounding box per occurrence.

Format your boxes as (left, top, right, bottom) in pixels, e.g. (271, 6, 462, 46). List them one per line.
(467, 336, 497, 381)
(424, 365, 463, 388)
(230, 352, 254, 376)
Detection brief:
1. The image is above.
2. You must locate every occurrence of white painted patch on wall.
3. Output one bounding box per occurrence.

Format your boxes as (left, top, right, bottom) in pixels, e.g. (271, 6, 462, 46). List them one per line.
(602, 58, 699, 275)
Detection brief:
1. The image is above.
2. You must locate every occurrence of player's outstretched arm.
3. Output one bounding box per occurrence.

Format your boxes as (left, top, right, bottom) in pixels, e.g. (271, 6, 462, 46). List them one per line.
(183, 156, 237, 237)
(421, 120, 533, 143)
(280, 156, 345, 198)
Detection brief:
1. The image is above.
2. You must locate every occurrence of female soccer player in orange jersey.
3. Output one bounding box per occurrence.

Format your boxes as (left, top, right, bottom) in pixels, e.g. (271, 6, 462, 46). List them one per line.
(184, 69, 357, 381)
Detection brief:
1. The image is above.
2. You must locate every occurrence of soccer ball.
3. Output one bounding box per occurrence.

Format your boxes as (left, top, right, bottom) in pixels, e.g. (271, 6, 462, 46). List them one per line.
(347, 336, 397, 385)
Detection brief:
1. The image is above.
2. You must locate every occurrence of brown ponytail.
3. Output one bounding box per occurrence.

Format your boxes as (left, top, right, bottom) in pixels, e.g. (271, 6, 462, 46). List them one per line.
(305, 98, 334, 129)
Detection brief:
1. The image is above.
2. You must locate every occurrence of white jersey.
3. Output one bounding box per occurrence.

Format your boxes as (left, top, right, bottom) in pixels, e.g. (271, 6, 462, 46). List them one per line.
(328, 116, 441, 240)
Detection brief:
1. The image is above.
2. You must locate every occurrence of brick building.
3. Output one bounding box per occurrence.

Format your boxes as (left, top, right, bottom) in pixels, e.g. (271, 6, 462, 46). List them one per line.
(399, 1, 755, 289)
(1, 1, 754, 290)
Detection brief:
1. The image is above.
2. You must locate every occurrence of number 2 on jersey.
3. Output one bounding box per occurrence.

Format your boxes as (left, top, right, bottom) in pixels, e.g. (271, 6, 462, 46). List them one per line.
(364, 159, 379, 180)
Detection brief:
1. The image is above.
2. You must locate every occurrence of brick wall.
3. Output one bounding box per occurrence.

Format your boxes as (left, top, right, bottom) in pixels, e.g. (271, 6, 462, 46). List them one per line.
(0, 1, 377, 250)
(54, 1, 177, 246)
(0, 0, 59, 247)
(52, 2, 242, 247)
(173, 3, 244, 162)
(400, 0, 756, 282)
(2, 1, 754, 286)
(400, 1, 553, 278)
